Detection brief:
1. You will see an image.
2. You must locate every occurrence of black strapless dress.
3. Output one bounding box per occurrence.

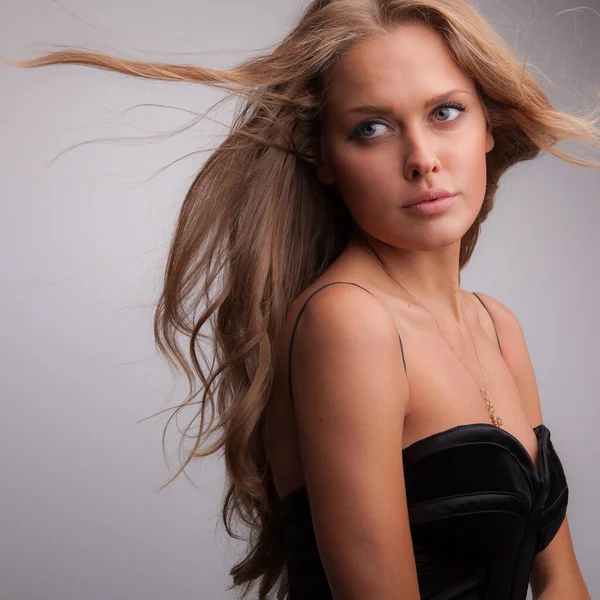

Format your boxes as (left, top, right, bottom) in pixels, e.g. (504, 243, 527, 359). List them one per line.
(278, 423, 568, 599)
(280, 282, 569, 599)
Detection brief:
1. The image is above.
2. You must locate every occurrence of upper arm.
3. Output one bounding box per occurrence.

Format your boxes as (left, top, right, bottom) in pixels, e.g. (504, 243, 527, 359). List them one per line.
(289, 285, 419, 600)
(473, 292, 590, 598)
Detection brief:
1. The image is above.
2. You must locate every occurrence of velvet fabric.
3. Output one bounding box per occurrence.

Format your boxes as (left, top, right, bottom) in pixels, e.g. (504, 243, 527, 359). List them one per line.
(278, 423, 568, 599)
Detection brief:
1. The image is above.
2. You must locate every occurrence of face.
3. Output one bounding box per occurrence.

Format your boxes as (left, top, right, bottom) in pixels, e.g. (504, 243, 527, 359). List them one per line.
(316, 23, 495, 252)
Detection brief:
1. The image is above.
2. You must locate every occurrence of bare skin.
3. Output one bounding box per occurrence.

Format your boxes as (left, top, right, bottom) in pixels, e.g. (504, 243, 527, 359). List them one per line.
(264, 22, 589, 600)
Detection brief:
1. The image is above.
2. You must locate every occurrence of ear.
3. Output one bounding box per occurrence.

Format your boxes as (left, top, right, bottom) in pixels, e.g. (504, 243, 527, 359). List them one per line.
(485, 126, 495, 153)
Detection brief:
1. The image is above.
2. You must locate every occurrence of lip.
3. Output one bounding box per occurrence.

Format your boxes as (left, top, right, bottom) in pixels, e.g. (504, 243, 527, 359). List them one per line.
(404, 188, 455, 207)
(404, 194, 457, 215)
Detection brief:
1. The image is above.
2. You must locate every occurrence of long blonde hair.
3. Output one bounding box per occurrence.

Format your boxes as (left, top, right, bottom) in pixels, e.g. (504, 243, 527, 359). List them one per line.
(6, 1, 600, 598)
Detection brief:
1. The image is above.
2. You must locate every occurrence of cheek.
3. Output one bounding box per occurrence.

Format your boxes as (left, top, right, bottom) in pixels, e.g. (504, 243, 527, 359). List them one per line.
(449, 137, 488, 197)
(325, 155, 390, 225)
(328, 147, 392, 200)
(344, 168, 397, 226)
(330, 137, 400, 185)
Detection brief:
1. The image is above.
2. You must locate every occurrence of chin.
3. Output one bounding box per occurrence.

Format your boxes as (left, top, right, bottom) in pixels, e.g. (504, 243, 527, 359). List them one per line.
(401, 219, 473, 251)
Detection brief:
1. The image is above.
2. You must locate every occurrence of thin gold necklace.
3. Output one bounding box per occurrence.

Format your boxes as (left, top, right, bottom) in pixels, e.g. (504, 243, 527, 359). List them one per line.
(361, 240, 503, 428)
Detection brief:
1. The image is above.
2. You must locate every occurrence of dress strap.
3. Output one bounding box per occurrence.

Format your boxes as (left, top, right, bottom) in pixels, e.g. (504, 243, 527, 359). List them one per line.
(287, 281, 408, 408)
(471, 292, 503, 356)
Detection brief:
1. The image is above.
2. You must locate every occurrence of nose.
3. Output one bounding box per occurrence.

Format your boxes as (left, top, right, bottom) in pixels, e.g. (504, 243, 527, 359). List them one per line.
(403, 127, 441, 180)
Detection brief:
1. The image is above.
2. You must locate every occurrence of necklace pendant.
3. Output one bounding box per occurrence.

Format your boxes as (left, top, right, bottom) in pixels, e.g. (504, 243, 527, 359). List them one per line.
(491, 414, 504, 428)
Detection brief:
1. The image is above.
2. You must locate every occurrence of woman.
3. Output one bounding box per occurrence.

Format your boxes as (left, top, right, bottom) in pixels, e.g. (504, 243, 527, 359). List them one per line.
(6, 0, 597, 598)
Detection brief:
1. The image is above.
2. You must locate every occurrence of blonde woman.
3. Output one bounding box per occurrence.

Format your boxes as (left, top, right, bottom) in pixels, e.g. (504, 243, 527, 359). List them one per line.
(7, 1, 597, 598)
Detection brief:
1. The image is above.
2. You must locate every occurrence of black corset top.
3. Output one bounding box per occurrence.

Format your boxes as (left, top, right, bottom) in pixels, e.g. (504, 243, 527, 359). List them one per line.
(278, 422, 569, 600)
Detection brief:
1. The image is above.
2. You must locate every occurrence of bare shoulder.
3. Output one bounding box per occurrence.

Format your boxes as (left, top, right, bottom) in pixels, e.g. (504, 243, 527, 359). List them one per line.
(290, 280, 399, 337)
(471, 291, 544, 427)
(289, 280, 410, 417)
(470, 291, 521, 333)
(286, 281, 419, 598)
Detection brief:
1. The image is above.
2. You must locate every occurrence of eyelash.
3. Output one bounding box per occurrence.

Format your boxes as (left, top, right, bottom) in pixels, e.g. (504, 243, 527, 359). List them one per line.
(350, 101, 468, 141)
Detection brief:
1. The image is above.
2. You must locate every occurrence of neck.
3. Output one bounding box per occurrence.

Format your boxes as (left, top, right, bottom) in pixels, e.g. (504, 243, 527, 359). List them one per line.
(350, 227, 465, 324)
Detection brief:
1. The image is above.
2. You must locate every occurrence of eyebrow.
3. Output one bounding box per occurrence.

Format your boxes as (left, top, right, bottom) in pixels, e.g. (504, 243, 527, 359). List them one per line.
(342, 89, 470, 117)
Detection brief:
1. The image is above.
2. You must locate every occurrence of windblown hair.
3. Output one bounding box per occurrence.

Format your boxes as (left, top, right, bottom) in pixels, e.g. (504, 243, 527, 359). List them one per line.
(6, 0, 600, 597)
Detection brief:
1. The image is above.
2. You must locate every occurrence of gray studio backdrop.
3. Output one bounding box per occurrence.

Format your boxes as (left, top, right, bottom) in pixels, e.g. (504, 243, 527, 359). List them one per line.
(1, 1, 598, 599)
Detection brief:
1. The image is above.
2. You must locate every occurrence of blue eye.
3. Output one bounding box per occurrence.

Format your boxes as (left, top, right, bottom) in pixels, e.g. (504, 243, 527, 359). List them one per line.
(351, 121, 388, 141)
(433, 101, 467, 122)
(350, 101, 468, 141)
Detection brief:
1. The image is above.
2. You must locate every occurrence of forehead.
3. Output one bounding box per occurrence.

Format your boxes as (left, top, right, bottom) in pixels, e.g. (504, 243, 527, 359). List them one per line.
(326, 23, 473, 111)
